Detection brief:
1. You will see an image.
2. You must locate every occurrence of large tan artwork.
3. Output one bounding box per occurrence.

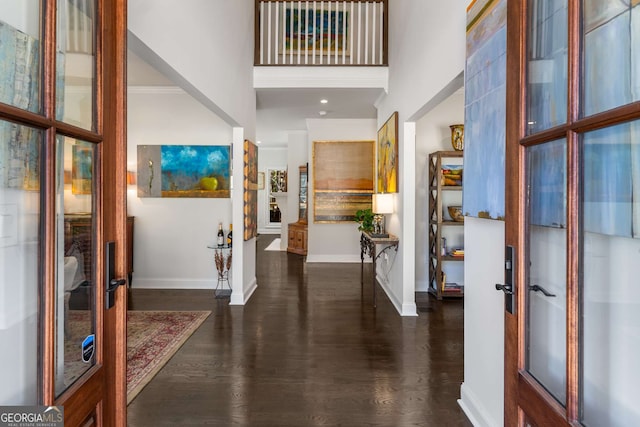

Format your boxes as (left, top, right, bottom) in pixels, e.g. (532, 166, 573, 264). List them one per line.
(313, 140, 374, 222)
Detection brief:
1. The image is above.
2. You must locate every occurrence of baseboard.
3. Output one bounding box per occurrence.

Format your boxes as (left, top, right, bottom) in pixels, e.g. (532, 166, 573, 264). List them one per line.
(458, 383, 501, 427)
(306, 254, 369, 263)
(230, 277, 257, 305)
(132, 278, 216, 289)
(258, 228, 280, 235)
(376, 274, 418, 317)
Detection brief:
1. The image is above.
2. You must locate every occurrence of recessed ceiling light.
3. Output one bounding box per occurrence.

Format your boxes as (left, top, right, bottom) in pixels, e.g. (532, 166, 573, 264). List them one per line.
(257, 140, 262, 144)
(320, 99, 328, 104)
(319, 111, 327, 116)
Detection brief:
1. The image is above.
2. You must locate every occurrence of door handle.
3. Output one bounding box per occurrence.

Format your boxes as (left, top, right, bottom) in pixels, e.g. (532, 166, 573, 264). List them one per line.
(529, 284, 556, 297)
(105, 241, 127, 309)
(498, 245, 516, 314)
(107, 278, 127, 292)
(495, 283, 513, 295)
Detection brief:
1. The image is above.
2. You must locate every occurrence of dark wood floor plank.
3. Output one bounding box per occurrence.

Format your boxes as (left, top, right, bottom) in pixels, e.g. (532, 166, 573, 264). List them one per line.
(127, 235, 471, 426)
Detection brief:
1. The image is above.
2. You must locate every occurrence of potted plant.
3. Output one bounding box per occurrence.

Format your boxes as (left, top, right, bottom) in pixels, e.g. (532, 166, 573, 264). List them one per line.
(354, 208, 374, 233)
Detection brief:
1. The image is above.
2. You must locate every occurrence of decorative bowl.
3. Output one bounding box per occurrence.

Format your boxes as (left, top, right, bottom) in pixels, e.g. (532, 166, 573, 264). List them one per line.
(447, 206, 464, 222)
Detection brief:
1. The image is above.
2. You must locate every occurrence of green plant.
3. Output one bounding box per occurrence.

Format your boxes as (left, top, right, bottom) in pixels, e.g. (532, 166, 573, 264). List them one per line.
(354, 208, 374, 232)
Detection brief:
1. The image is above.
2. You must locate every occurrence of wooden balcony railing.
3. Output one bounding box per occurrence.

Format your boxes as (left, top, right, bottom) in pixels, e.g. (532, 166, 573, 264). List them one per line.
(255, 0, 388, 66)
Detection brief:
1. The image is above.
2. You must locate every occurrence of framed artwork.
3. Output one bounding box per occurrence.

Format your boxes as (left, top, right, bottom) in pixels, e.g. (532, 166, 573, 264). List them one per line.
(313, 140, 374, 222)
(136, 145, 231, 198)
(72, 144, 93, 195)
(285, 8, 350, 55)
(377, 112, 398, 193)
(243, 140, 258, 240)
(463, 0, 506, 220)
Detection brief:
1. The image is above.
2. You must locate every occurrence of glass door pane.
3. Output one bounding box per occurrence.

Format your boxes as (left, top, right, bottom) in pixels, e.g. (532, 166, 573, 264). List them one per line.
(56, 0, 97, 130)
(55, 136, 96, 397)
(581, 120, 640, 426)
(583, 1, 640, 116)
(526, 0, 568, 134)
(0, 0, 42, 113)
(526, 139, 568, 405)
(0, 120, 43, 404)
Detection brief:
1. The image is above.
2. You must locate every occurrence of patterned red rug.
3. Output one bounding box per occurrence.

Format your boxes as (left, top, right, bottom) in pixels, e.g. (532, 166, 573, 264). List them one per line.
(64, 310, 210, 404)
(126, 311, 211, 404)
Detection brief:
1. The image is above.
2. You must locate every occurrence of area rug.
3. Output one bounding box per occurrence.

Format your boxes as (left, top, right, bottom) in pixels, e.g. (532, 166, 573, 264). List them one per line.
(264, 237, 282, 251)
(64, 310, 210, 404)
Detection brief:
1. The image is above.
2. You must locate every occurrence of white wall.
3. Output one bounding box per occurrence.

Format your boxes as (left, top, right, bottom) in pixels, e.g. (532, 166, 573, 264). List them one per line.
(458, 217, 505, 427)
(257, 147, 288, 234)
(128, 0, 256, 133)
(305, 119, 377, 263)
(373, 1, 467, 316)
(127, 88, 233, 289)
(129, 0, 257, 301)
(415, 90, 465, 291)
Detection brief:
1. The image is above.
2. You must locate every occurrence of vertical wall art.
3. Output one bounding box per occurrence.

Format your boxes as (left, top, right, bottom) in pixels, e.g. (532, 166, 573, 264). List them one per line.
(377, 112, 398, 193)
(243, 140, 258, 240)
(463, 0, 506, 219)
(136, 145, 231, 198)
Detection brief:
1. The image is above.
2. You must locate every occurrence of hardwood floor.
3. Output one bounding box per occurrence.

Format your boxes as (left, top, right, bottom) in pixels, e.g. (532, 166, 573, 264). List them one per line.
(127, 235, 471, 426)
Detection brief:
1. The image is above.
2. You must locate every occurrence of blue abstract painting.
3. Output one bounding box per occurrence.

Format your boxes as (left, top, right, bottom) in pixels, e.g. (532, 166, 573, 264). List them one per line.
(137, 145, 230, 198)
(463, 0, 507, 220)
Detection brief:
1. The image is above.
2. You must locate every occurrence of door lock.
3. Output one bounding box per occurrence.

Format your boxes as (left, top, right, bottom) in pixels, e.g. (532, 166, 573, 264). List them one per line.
(495, 245, 515, 314)
(105, 241, 127, 309)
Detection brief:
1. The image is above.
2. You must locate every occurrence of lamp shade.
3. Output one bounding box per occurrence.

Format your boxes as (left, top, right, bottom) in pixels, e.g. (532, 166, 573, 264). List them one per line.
(372, 193, 394, 214)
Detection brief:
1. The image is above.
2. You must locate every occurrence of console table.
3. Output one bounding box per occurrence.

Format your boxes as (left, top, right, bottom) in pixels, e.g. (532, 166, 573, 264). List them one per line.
(360, 231, 399, 307)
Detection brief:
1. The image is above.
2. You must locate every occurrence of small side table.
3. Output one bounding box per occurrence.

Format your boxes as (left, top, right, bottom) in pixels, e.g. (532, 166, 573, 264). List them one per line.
(207, 245, 232, 298)
(360, 232, 399, 307)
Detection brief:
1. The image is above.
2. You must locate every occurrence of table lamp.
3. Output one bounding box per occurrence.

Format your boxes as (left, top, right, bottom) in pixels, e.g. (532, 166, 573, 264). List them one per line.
(371, 193, 394, 238)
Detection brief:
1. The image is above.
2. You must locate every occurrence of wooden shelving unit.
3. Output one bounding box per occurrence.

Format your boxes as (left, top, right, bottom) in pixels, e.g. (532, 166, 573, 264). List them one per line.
(428, 151, 464, 299)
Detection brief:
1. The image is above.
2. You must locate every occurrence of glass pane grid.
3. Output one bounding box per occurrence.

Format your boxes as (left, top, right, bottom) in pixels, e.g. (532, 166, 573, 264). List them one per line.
(580, 120, 640, 427)
(525, 139, 568, 406)
(582, 2, 639, 117)
(526, 0, 568, 135)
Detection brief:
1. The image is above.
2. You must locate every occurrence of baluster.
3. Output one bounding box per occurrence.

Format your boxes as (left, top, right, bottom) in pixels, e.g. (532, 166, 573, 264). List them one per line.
(372, 1, 376, 65)
(267, 2, 272, 64)
(350, 1, 354, 64)
(365, 1, 369, 65)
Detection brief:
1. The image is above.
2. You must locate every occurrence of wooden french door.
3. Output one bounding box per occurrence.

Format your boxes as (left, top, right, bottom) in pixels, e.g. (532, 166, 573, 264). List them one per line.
(503, 0, 640, 426)
(0, 0, 127, 425)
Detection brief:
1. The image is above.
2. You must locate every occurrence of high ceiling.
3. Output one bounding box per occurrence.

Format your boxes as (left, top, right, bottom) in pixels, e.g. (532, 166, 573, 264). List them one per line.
(256, 87, 383, 146)
(128, 51, 383, 147)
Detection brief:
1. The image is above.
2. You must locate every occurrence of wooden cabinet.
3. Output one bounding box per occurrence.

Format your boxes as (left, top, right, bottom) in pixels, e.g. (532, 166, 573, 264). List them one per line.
(428, 151, 464, 299)
(65, 214, 135, 286)
(287, 222, 307, 255)
(287, 165, 308, 255)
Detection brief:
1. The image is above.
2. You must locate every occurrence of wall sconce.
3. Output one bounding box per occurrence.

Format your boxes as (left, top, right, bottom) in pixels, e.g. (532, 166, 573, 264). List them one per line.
(127, 171, 137, 186)
(371, 193, 394, 238)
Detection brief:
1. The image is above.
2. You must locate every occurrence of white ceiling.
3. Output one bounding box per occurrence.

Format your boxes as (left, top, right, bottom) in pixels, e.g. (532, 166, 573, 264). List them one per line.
(256, 87, 383, 146)
(127, 51, 384, 147)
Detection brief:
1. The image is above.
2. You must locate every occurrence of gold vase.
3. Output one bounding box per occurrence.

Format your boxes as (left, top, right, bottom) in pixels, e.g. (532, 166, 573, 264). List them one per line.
(450, 124, 464, 151)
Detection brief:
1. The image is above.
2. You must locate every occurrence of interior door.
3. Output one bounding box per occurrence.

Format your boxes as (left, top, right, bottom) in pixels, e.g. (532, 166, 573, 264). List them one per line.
(0, 0, 127, 425)
(502, 0, 640, 426)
